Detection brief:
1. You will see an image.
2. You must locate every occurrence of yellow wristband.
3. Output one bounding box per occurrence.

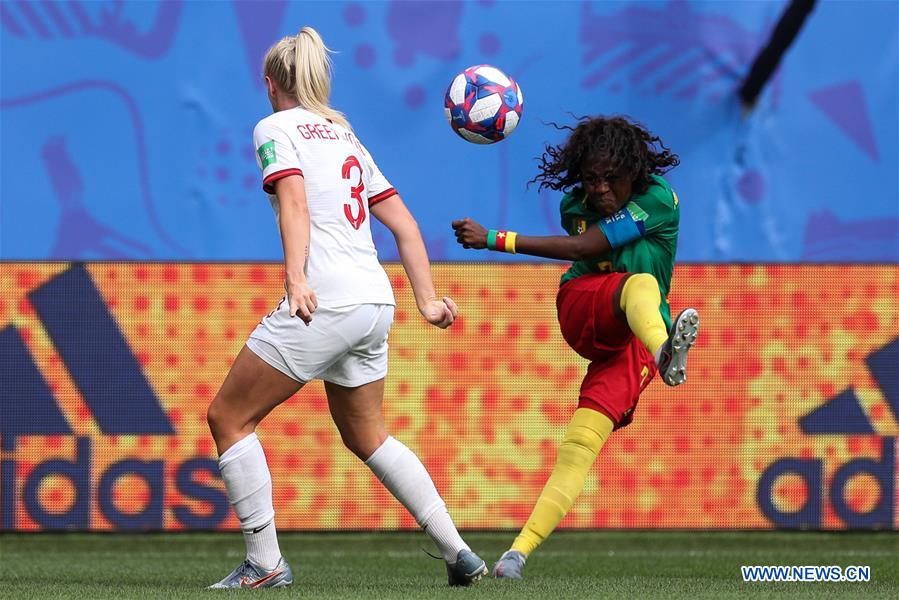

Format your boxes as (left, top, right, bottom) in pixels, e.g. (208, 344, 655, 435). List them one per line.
(505, 231, 517, 254)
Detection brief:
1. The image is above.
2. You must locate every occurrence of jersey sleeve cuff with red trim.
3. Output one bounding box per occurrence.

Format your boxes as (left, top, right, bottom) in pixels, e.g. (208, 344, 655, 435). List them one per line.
(368, 187, 397, 207)
(262, 168, 303, 194)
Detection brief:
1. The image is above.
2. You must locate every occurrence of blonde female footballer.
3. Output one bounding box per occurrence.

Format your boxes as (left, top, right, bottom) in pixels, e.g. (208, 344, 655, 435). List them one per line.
(206, 27, 487, 589)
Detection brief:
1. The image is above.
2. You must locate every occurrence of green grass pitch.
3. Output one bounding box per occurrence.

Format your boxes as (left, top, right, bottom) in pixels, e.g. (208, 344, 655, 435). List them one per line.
(2, 531, 896, 598)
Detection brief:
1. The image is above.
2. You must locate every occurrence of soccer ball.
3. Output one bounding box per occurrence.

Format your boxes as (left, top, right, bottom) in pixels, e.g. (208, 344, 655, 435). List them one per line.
(444, 64, 524, 144)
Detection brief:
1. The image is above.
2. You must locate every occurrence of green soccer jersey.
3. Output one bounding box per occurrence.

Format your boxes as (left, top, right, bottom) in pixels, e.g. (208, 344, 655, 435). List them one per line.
(559, 174, 680, 330)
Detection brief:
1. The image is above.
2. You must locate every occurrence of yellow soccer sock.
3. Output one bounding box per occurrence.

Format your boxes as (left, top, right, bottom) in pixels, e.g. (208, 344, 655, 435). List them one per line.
(619, 273, 669, 358)
(510, 408, 614, 557)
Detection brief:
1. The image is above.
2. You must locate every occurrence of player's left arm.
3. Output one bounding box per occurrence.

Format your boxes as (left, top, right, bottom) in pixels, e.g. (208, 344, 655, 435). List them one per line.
(372, 194, 457, 329)
(452, 217, 612, 260)
(274, 175, 317, 324)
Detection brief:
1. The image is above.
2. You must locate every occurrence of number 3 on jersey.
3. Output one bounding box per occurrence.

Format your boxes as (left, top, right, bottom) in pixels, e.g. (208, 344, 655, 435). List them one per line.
(342, 155, 366, 230)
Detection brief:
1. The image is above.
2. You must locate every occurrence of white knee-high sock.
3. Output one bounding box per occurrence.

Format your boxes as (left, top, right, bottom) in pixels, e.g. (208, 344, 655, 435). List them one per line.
(365, 436, 469, 562)
(218, 432, 282, 570)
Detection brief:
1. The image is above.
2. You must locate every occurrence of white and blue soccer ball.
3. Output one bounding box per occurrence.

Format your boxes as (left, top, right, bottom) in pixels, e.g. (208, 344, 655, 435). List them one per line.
(444, 64, 524, 144)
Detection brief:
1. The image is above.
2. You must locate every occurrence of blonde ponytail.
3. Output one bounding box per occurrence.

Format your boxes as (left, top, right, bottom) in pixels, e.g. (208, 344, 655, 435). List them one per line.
(263, 26, 350, 130)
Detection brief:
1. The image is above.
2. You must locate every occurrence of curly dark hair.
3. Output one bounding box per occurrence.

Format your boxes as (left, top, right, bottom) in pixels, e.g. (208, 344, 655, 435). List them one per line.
(530, 115, 680, 195)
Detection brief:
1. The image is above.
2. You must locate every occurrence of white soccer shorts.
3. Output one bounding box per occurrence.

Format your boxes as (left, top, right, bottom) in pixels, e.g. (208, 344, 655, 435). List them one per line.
(246, 300, 395, 387)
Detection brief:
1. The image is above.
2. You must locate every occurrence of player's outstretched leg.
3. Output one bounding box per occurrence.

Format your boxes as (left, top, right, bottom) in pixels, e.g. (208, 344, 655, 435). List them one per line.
(494, 408, 613, 580)
(326, 380, 487, 587)
(365, 435, 487, 586)
(208, 556, 294, 589)
(657, 308, 700, 386)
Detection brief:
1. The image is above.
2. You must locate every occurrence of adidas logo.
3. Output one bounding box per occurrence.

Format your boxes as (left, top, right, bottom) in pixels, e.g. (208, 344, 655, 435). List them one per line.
(1, 265, 227, 530)
(757, 337, 898, 528)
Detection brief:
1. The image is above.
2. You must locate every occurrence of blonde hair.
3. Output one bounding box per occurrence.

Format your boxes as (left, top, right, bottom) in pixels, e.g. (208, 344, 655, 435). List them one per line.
(263, 27, 350, 129)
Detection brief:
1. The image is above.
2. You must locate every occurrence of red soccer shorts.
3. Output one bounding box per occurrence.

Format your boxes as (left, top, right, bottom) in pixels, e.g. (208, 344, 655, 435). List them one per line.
(556, 272, 658, 430)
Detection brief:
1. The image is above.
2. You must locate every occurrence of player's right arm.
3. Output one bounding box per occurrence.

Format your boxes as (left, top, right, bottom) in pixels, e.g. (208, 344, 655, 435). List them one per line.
(452, 183, 677, 260)
(373, 194, 457, 329)
(452, 217, 612, 260)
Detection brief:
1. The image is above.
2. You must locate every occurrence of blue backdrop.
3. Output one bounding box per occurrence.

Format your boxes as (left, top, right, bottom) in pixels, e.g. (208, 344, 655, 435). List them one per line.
(2, 0, 897, 262)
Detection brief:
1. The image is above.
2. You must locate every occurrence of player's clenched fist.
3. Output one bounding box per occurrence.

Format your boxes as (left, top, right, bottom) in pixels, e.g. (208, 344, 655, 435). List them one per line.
(419, 296, 458, 329)
(286, 281, 317, 325)
(451, 217, 488, 249)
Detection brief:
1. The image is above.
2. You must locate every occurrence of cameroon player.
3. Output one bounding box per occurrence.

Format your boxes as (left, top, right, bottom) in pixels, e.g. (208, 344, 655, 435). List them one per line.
(452, 115, 699, 580)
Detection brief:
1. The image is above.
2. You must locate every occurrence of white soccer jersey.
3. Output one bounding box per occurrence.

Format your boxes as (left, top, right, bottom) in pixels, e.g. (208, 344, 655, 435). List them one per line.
(253, 107, 397, 308)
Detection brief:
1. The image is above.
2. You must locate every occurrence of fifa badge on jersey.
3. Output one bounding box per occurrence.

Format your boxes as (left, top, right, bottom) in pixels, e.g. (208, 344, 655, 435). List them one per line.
(257, 141, 277, 169)
(626, 203, 649, 229)
(577, 219, 587, 234)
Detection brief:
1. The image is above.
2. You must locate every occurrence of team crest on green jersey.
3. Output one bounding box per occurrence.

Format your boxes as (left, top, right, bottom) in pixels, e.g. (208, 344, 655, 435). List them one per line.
(257, 141, 277, 169)
(577, 219, 587, 234)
